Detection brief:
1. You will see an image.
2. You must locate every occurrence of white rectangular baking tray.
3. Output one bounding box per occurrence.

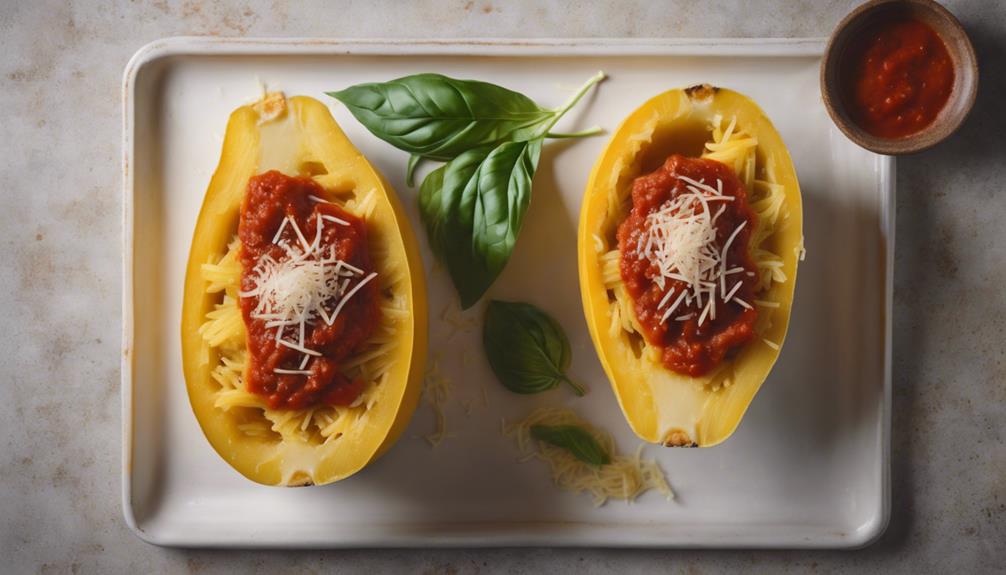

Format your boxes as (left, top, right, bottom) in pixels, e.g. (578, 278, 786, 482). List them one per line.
(122, 37, 893, 548)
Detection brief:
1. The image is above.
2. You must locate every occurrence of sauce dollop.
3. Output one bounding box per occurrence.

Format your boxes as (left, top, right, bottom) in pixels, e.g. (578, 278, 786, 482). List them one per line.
(844, 18, 954, 139)
(618, 155, 758, 377)
(239, 171, 380, 410)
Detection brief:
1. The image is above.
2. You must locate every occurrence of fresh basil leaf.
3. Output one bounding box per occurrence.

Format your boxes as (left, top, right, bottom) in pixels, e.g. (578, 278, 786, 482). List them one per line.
(327, 74, 556, 161)
(530, 424, 611, 466)
(419, 145, 488, 285)
(418, 162, 448, 249)
(339, 71, 606, 308)
(482, 300, 584, 396)
(420, 140, 541, 308)
(406, 154, 422, 187)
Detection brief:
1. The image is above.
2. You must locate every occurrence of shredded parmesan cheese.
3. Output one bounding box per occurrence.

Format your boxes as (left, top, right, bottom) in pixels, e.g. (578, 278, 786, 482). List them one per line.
(795, 236, 806, 261)
(420, 346, 492, 447)
(503, 407, 674, 506)
(636, 175, 748, 327)
(240, 211, 377, 375)
(422, 354, 452, 447)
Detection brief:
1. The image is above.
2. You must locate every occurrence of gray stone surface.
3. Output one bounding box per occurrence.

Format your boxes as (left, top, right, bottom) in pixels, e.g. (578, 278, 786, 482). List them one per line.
(1, 0, 1004, 573)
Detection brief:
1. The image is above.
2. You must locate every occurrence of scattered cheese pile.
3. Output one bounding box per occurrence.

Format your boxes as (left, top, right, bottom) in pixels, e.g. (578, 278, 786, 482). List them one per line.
(421, 348, 491, 446)
(418, 301, 488, 448)
(503, 407, 674, 506)
(440, 301, 481, 333)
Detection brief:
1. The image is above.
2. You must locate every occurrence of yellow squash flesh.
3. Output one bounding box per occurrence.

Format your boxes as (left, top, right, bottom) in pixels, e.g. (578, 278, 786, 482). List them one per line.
(181, 94, 427, 485)
(578, 85, 802, 447)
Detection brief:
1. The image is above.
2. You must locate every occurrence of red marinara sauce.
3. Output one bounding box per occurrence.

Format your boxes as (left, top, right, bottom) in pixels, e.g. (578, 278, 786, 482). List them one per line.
(238, 170, 380, 410)
(618, 155, 759, 377)
(844, 18, 954, 139)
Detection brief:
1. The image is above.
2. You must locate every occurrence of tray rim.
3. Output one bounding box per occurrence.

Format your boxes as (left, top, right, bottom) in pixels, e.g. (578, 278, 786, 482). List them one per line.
(121, 36, 893, 550)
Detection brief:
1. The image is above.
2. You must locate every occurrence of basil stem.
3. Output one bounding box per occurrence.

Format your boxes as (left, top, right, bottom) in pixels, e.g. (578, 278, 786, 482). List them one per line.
(545, 126, 604, 139)
(540, 70, 606, 136)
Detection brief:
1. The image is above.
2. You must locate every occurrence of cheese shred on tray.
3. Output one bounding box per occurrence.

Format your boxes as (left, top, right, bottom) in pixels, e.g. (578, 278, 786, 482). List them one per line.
(504, 407, 674, 506)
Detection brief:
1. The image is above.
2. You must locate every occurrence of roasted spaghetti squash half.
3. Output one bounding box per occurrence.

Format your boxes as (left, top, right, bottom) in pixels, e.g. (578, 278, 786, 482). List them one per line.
(181, 94, 427, 485)
(579, 85, 802, 447)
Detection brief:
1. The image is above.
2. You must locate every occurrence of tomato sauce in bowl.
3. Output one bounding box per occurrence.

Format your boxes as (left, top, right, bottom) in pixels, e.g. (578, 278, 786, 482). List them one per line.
(843, 17, 955, 139)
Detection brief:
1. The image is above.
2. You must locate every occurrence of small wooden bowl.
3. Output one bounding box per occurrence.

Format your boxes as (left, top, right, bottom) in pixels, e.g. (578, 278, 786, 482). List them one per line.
(821, 0, 978, 155)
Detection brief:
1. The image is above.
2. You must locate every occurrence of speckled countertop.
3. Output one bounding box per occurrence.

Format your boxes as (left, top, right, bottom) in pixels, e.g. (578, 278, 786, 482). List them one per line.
(2, 0, 1004, 573)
